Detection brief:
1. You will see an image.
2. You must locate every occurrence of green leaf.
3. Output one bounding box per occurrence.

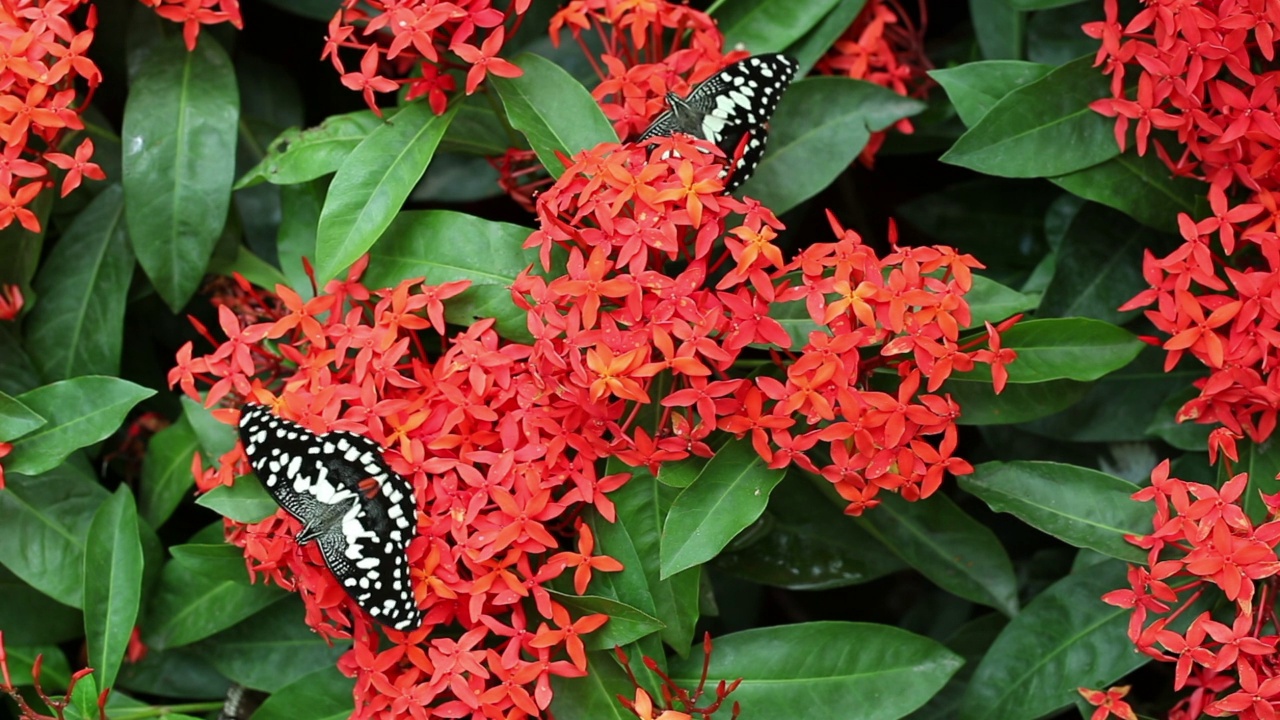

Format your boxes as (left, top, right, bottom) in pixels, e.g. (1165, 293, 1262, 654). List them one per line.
(139, 413, 198, 528)
(0, 566, 83, 645)
(362, 209, 541, 342)
(0, 464, 106, 607)
(0, 324, 41, 396)
(114, 645, 231, 700)
(944, 377, 1091, 425)
(739, 77, 924, 214)
(490, 53, 618, 178)
(195, 474, 278, 523)
(70, 674, 99, 720)
(716, 0, 843, 53)
(660, 437, 786, 579)
(277, 179, 326, 296)
(143, 545, 287, 650)
(83, 485, 144, 690)
(207, 243, 290, 290)
(717, 472, 905, 590)
(236, 110, 383, 188)
(0, 390, 45, 442)
(931, 61, 1053, 127)
(25, 185, 134, 381)
(959, 562, 1146, 720)
(0, 188, 51, 291)
(8, 377, 155, 476)
(198, 599, 344, 692)
(3, 644, 72, 690)
(1232, 438, 1280, 525)
(954, 318, 1145, 385)
(856, 493, 1019, 616)
(969, 0, 1025, 60)
(1146, 386, 1212, 451)
(314, 102, 458, 282)
(413, 152, 502, 203)
(961, 461, 1147, 563)
(669, 622, 963, 719)
(440, 94, 517, 157)
(965, 275, 1038, 328)
(549, 652, 634, 720)
(783, 0, 869, 74)
(1036, 204, 1161, 324)
(1026, 3, 1101, 67)
(123, 33, 239, 311)
(549, 590, 665, 650)
(596, 461, 701, 652)
(251, 666, 355, 720)
(1051, 151, 1206, 233)
(941, 55, 1118, 177)
(181, 396, 237, 459)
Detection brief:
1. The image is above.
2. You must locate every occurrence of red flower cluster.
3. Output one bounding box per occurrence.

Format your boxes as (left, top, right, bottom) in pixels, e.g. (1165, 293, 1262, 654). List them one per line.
(0, 0, 104, 233)
(322, 0, 526, 114)
(1106, 458, 1280, 720)
(814, 0, 932, 165)
(138, 0, 242, 51)
(518, 137, 1008, 515)
(173, 268, 625, 719)
(1092, 0, 1280, 443)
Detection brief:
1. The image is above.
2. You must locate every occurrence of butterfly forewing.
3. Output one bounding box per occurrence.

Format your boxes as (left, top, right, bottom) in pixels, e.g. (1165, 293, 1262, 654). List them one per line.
(238, 404, 422, 631)
(639, 53, 798, 191)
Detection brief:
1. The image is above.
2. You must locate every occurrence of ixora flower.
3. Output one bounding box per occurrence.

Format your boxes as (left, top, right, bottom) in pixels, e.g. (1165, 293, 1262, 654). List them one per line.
(173, 135, 1012, 716)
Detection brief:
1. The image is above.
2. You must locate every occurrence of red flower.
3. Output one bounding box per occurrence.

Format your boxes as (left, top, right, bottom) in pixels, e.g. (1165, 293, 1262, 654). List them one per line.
(45, 138, 104, 197)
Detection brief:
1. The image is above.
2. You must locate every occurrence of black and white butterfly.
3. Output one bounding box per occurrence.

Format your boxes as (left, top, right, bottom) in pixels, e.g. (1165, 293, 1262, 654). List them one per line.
(638, 53, 799, 192)
(238, 404, 422, 631)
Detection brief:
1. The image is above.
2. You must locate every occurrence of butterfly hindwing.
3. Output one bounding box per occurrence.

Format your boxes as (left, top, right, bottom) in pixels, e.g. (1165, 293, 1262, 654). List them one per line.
(237, 404, 422, 631)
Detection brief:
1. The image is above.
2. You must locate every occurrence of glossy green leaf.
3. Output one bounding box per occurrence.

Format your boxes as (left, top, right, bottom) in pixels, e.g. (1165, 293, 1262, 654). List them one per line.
(661, 437, 786, 579)
(941, 56, 1118, 177)
(139, 413, 198, 528)
(314, 102, 458, 282)
(1146, 386, 1212, 451)
(717, 0, 843, 53)
(199, 599, 344, 692)
(856, 493, 1019, 616)
(0, 464, 106, 607)
(1036, 204, 1161, 324)
(954, 318, 1144, 385)
(0, 325, 41, 396)
(236, 110, 382, 188)
(195, 474, 278, 523)
(25, 185, 134, 381)
(907, 614, 1009, 720)
(783, 0, 868, 74)
(123, 33, 239, 311)
(0, 390, 45, 441)
(549, 652, 634, 720)
(961, 461, 1147, 563)
(144, 545, 287, 650)
(413, 152, 503, 203)
(115, 645, 231, 700)
(1232, 438, 1280, 525)
(596, 461, 701, 651)
(944, 377, 1091, 425)
(1051, 142, 1205, 232)
(440, 94, 517, 157)
(0, 566, 82, 645)
(7, 377, 155, 476)
(959, 562, 1146, 720)
(251, 666, 355, 720)
(363, 209, 541, 342)
(969, 0, 1024, 60)
(739, 77, 924, 214)
(277, 179, 326, 296)
(965, 275, 1038, 328)
(549, 590, 665, 650)
(0, 189, 51, 291)
(83, 486, 144, 690)
(931, 61, 1053, 127)
(3, 644, 72, 690)
(717, 473, 905, 590)
(1026, 3, 1101, 67)
(669, 622, 962, 719)
(181, 396, 237, 459)
(490, 53, 618, 178)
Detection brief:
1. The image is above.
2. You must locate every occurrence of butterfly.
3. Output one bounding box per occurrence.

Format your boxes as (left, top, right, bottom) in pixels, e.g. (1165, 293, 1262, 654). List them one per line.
(638, 53, 799, 192)
(238, 404, 422, 631)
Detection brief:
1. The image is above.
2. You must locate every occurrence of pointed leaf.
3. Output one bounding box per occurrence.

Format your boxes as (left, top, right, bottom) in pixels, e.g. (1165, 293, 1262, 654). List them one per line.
(1037, 204, 1161, 324)
(198, 599, 344, 692)
(669, 622, 963, 719)
(490, 53, 618, 178)
(195, 474, 277, 523)
(930, 61, 1052, 127)
(961, 461, 1148, 563)
(25, 185, 134, 381)
(661, 437, 785, 579)
(717, 0, 844, 53)
(954, 318, 1144, 385)
(548, 590, 665, 650)
(123, 34, 239, 311)
(251, 666, 355, 720)
(549, 651, 634, 720)
(83, 485, 144, 690)
(236, 110, 382, 188)
(314, 102, 458, 282)
(8, 377, 155, 476)
(1051, 151, 1206, 233)
(139, 413, 198, 528)
(3, 644, 72, 689)
(0, 390, 45, 442)
(0, 566, 83, 645)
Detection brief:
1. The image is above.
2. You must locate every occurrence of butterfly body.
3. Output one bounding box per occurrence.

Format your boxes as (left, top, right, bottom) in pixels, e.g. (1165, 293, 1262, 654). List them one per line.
(639, 53, 799, 191)
(238, 403, 422, 631)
